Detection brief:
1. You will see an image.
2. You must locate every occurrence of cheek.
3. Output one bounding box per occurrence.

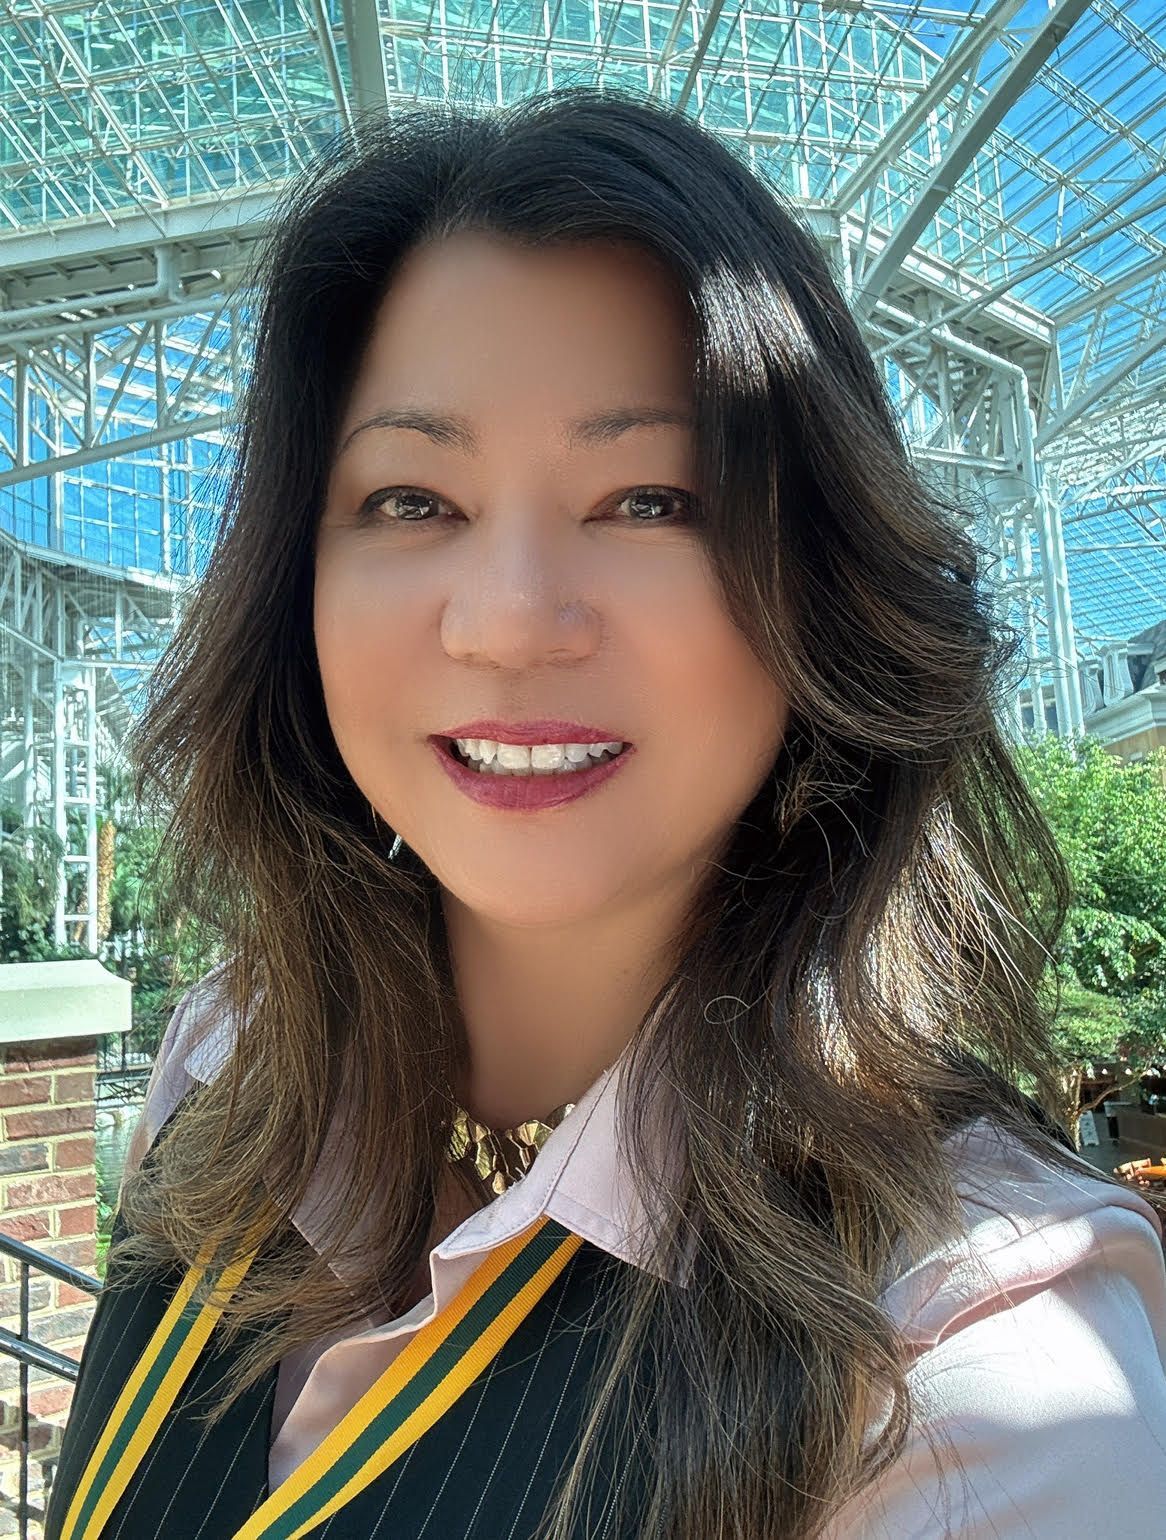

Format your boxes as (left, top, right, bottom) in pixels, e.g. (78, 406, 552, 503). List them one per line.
(312, 554, 403, 731)
(648, 590, 786, 771)
(314, 574, 355, 702)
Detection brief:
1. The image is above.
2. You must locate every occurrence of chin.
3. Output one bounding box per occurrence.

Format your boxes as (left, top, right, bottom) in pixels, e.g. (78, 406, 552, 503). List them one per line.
(453, 880, 615, 929)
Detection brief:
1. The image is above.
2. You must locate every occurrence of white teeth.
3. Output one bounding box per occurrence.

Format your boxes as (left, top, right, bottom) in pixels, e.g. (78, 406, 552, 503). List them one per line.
(453, 738, 625, 776)
(499, 741, 539, 771)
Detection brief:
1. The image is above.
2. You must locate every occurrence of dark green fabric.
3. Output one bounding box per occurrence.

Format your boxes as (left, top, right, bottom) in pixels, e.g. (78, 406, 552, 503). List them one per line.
(261, 1218, 582, 1540)
(44, 1199, 277, 1540)
(44, 1109, 651, 1540)
(58, 1239, 233, 1540)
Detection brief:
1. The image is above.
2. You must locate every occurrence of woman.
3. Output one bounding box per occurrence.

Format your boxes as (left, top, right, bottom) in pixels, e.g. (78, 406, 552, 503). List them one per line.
(47, 89, 1166, 1540)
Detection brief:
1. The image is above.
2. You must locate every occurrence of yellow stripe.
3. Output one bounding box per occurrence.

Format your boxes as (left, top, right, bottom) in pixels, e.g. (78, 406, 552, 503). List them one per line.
(61, 1241, 258, 1540)
(288, 1230, 582, 1540)
(60, 1241, 216, 1540)
(231, 1220, 582, 1540)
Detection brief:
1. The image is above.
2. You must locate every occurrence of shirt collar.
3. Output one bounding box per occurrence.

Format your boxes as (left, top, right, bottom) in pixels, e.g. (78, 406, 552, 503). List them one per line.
(182, 1013, 682, 1288)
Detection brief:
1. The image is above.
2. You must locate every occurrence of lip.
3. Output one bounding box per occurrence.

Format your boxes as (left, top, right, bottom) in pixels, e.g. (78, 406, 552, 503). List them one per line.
(430, 737, 635, 813)
(435, 719, 628, 746)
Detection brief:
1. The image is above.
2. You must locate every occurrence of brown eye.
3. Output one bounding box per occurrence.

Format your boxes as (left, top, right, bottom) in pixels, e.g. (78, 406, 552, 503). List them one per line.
(361, 488, 449, 523)
(615, 488, 693, 523)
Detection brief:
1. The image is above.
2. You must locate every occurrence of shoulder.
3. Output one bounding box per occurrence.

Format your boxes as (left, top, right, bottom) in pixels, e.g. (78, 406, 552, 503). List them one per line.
(119, 963, 238, 1187)
(880, 1117, 1165, 1348)
(836, 1121, 1166, 1537)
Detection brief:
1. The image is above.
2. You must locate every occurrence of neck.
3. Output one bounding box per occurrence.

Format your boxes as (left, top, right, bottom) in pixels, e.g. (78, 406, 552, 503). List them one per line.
(441, 877, 695, 1132)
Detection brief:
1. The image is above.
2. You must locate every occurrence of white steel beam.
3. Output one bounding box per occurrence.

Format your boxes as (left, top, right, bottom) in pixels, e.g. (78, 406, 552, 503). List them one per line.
(1036, 326, 1166, 450)
(675, 0, 728, 113)
(0, 415, 226, 490)
(1055, 250, 1166, 327)
(12, 6, 170, 212)
(341, 0, 391, 118)
(310, 0, 355, 134)
(851, 0, 1096, 318)
(863, 181, 1166, 361)
(0, 188, 280, 275)
(649, 1, 694, 97)
(869, 293, 1087, 738)
(1034, 487, 1087, 739)
(1, 532, 180, 949)
(1069, 440, 1166, 501)
(831, 0, 1028, 216)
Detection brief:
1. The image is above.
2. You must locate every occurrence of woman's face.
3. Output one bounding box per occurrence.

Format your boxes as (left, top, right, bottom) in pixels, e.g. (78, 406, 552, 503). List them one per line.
(316, 232, 788, 930)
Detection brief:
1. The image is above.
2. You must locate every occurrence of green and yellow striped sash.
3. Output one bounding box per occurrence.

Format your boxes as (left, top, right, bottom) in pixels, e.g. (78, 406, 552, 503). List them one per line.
(60, 1215, 582, 1540)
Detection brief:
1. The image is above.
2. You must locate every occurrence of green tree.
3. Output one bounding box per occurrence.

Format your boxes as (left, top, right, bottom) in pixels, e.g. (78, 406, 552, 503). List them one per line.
(96, 757, 137, 946)
(0, 781, 216, 1050)
(0, 804, 88, 962)
(106, 817, 224, 1052)
(1016, 734, 1166, 1130)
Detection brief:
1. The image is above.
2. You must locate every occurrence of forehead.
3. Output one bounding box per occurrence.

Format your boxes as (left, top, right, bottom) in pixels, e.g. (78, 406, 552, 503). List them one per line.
(341, 232, 696, 428)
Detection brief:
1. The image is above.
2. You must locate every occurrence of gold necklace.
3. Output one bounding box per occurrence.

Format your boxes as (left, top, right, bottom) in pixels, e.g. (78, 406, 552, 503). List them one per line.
(447, 1103, 575, 1196)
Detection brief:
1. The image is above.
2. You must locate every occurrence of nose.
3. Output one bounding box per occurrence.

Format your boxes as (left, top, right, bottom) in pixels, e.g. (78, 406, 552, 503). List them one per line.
(439, 515, 601, 669)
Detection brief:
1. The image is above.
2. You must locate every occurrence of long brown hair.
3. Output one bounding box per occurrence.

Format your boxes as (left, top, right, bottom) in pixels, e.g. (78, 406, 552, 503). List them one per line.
(116, 88, 1079, 1539)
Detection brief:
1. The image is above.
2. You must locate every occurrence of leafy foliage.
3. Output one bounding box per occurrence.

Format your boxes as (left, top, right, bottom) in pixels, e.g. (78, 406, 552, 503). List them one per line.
(1014, 734, 1166, 1115)
(2, 786, 220, 1048)
(0, 803, 88, 962)
(108, 821, 174, 940)
(103, 816, 223, 1051)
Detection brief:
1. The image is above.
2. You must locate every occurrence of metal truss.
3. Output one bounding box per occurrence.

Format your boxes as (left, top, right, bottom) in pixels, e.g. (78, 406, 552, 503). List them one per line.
(0, 195, 274, 491)
(847, 0, 1096, 319)
(0, 526, 180, 951)
(847, 267, 1085, 745)
(1, 0, 1164, 939)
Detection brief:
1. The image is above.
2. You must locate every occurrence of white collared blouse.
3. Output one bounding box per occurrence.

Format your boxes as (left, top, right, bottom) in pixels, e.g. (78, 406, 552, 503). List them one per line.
(122, 975, 1166, 1535)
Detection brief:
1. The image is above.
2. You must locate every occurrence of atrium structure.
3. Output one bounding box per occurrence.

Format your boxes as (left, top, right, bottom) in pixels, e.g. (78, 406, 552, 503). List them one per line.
(2, 0, 1164, 950)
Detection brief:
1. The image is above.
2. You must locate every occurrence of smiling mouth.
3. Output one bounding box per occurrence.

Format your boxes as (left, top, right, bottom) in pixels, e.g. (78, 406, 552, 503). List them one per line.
(446, 739, 628, 776)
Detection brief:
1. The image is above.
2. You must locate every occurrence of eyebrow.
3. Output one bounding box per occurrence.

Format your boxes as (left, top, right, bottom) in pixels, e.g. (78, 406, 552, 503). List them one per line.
(337, 405, 693, 457)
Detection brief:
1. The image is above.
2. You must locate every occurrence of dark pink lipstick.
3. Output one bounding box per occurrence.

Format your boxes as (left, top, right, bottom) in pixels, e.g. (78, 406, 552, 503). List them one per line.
(437, 718, 626, 745)
(429, 729, 634, 813)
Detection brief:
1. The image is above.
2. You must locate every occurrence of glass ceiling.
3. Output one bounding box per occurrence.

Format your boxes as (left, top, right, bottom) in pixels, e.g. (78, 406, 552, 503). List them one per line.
(1, 0, 1164, 647)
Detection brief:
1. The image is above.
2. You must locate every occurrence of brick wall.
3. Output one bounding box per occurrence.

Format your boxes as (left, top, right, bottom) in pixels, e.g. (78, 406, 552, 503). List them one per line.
(0, 1038, 100, 1539)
